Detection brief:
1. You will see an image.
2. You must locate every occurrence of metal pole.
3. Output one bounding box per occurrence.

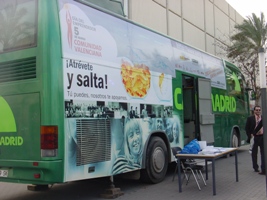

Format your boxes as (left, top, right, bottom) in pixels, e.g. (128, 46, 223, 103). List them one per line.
(258, 47, 267, 197)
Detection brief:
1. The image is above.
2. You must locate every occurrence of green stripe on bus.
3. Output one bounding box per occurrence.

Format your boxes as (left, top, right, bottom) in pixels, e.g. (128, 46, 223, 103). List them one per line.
(232, 72, 241, 92)
(0, 96, 17, 132)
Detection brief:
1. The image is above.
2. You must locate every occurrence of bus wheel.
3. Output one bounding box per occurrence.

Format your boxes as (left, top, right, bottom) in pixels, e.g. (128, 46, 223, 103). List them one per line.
(140, 136, 168, 184)
(232, 129, 239, 147)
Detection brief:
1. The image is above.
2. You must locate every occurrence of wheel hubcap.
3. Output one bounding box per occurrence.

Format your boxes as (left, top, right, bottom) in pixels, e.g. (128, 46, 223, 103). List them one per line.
(152, 147, 165, 173)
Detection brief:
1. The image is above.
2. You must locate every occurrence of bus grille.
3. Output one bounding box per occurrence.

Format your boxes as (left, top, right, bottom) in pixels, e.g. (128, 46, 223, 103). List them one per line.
(0, 57, 36, 83)
(76, 119, 111, 166)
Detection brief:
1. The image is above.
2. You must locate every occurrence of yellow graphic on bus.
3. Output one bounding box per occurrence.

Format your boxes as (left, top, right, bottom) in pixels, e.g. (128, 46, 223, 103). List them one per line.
(0, 96, 17, 132)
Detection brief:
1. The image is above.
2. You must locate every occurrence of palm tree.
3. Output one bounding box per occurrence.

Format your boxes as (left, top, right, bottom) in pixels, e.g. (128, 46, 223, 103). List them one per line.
(227, 12, 267, 104)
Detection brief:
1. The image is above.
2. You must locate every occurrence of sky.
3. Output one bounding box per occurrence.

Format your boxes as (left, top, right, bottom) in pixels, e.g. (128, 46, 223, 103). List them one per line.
(226, 0, 267, 18)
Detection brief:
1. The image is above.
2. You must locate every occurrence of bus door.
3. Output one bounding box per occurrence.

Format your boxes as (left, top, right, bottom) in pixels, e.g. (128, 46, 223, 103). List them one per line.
(197, 78, 215, 145)
(182, 75, 198, 144)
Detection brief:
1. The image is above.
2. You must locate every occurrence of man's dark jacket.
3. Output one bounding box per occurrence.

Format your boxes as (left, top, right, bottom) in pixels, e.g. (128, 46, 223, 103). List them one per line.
(245, 115, 263, 143)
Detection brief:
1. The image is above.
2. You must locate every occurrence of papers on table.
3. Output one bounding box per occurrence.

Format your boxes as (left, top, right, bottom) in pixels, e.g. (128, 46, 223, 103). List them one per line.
(199, 146, 227, 155)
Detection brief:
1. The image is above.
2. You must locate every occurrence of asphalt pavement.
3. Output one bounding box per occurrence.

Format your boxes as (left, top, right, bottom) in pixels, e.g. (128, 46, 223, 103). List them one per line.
(0, 145, 266, 200)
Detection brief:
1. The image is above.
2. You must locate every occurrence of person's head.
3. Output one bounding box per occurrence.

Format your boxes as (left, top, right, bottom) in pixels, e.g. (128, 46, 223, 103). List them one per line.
(172, 121, 180, 143)
(254, 106, 261, 116)
(165, 118, 172, 131)
(124, 120, 143, 163)
(156, 118, 164, 130)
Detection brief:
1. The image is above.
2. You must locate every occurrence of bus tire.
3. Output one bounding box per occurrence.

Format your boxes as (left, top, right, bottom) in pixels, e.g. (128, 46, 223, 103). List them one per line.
(232, 129, 239, 148)
(140, 136, 168, 184)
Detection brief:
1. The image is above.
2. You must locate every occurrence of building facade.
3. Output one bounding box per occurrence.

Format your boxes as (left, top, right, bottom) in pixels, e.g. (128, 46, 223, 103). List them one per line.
(125, 0, 244, 59)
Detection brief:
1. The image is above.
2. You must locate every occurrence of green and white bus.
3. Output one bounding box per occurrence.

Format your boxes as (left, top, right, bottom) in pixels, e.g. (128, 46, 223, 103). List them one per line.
(0, 0, 250, 186)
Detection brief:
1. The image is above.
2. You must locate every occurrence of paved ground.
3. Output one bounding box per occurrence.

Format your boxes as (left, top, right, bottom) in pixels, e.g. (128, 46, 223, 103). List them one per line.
(116, 144, 267, 200)
(0, 145, 266, 200)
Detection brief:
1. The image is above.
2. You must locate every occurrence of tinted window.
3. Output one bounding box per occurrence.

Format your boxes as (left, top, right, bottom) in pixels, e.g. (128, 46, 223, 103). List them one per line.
(78, 0, 124, 16)
(0, 0, 37, 53)
(225, 65, 247, 112)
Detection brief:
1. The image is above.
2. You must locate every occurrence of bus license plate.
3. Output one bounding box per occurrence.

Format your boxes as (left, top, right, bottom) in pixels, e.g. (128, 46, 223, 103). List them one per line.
(0, 170, 8, 177)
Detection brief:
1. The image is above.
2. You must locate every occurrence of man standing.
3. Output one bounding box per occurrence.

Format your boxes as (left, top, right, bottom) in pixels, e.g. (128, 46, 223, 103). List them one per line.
(129, 106, 135, 119)
(141, 104, 148, 118)
(245, 106, 265, 175)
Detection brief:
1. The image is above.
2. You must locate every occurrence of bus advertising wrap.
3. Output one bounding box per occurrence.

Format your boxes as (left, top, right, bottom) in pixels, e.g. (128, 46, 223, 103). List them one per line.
(58, 0, 226, 182)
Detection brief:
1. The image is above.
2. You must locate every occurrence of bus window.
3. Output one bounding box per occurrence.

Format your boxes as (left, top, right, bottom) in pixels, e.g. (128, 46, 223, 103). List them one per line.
(225, 65, 247, 112)
(0, 0, 37, 53)
(236, 74, 247, 112)
(225, 66, 240, 95)
(77, 0, 124, 16)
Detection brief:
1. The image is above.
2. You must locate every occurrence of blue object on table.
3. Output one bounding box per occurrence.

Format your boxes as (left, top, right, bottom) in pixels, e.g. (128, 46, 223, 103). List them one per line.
(180, 139, 201, 154)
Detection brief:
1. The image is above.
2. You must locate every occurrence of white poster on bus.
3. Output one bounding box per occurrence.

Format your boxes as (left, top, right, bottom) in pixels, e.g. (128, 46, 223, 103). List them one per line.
(59, 2, 174, 75)
(171, 40, 226, 89)
(59, 1, 226, 90)
(60, 2, 173, 105)
(63, 58, 173, 105)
